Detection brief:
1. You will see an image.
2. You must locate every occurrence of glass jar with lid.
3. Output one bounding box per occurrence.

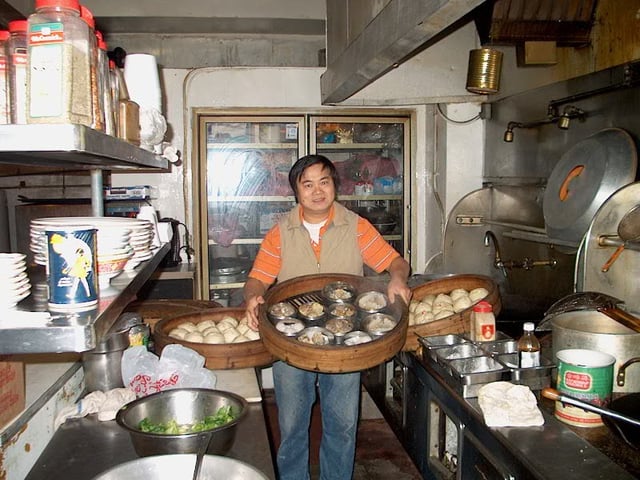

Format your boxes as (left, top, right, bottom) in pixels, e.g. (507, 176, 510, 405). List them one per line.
(26, 0, 92, 126)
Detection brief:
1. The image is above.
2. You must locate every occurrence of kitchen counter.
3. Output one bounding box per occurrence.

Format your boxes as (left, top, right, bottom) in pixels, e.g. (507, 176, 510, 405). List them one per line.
(414, 353, 638, 479)
(363, 351, 639, 480)
(24, 403, 275, 479)
(0, 357, 274, 480)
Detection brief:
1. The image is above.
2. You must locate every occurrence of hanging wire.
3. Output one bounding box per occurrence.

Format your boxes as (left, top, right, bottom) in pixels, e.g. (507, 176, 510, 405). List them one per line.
(436, 103, 481, 125)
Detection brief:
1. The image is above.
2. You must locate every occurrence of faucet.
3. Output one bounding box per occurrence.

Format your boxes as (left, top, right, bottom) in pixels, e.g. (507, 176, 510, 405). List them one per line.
(484, 231, 507, 277)
(484, 230, 558, 275)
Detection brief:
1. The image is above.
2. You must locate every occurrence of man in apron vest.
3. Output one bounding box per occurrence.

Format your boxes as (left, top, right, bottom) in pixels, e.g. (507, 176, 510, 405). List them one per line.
(244, 154, 411, 480)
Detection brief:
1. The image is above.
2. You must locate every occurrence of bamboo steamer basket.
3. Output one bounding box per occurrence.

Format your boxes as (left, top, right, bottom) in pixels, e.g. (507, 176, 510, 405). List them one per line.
(124, 299, 222, 333)
(260, 273, 408, 373)
(403, 274, 501, 351)
(154, 308, 275, 370)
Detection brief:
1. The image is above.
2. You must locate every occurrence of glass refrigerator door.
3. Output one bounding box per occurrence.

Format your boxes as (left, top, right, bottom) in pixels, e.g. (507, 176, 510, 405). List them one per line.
(310, 116, 409, 260)
(198, 116, 305, 302)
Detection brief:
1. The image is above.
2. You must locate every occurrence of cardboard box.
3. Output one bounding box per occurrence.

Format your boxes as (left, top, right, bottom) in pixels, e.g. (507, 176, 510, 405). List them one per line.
(0, 357, 25, 430)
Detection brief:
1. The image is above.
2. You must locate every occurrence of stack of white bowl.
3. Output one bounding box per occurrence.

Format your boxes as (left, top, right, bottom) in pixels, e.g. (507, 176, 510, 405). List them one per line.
(0, 253, 30, 309)
(30, 217, 156, 288)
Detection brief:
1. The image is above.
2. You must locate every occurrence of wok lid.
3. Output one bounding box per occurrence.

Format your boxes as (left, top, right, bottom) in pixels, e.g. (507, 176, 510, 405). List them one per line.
(544, 128, 637, 243)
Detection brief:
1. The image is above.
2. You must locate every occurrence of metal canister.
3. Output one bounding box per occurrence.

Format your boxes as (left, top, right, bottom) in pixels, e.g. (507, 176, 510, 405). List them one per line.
(466, 48, 503, 94)
(46, 227, 98, 311)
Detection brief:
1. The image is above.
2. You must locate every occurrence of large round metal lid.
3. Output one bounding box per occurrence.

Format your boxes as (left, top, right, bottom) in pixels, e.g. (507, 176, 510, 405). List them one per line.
(543, 128, 637, 243)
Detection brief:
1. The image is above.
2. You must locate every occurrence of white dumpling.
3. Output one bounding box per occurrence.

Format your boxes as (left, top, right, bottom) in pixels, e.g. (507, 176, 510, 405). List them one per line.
(233, 334, 250, 343)
(469, 287, 489, 302)
(169, 328, 188, 339)
(409, 300, 419, 313)
(184, 331, 204, 343)
(223, 328, 240, 343)
(415, 311, 435, 325)
(218, 316, 239, 328)
(421, 294, 436, 306)
(197, 320, 217, 332)
(217, 321, 234, 333)
(245, 329, 260, 341)
(434, 309, 454, 320)
(434, 293, 453, 305)
(178, 322, 198, 332)
(408, 312, 416, 326)
(202, 326, 220, 336)
(450, 288, 469, 301)
(414, 302, 432, 315)
(237, 323, 250, 335)
(204, 332, 225, 344)
(453, 296, 472, 313)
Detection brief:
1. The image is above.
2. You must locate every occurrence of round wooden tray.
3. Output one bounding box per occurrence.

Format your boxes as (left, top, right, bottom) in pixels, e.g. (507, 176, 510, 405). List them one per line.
(260, 273, 408, 373)
(403, 274, 501, 351)
(154, 308, 275, 370)
(124, 299, 223, 333)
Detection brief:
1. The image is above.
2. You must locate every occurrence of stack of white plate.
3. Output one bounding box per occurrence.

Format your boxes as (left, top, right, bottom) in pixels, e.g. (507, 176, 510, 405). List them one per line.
(30, 217, 157, 286)
(0, 253, 30, 309)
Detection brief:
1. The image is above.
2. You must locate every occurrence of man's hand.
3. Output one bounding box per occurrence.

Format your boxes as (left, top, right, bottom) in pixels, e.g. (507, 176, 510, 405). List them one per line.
(386, 256, 412, 305)
(243, 277, 268, 331)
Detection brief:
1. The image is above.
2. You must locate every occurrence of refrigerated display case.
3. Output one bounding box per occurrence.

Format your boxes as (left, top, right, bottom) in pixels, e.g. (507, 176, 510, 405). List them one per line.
(195, 113, 410, 303)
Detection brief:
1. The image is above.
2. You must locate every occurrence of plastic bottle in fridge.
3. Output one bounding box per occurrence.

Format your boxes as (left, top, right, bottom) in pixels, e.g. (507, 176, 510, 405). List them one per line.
(26, 0, 92, 126)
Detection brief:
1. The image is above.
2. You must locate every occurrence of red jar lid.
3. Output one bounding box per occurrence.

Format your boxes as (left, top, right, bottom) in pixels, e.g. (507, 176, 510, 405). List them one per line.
(80, 4, 94, 28)
(8, 20, 27, 32)
(35, 0, 81, 13)
(472, 300, 493, 313)
(0, 30, 10, 41)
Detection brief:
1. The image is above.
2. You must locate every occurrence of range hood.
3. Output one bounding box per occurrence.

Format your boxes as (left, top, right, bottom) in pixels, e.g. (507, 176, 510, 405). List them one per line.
(475, 0, 599, 46)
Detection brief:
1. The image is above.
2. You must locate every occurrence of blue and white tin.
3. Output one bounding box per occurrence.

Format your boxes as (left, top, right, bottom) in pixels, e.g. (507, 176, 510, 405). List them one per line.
(46, 227, 98, 311)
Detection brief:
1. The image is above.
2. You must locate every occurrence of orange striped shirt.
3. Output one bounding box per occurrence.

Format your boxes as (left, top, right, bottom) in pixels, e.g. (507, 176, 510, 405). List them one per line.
(248, 205, 400, 286)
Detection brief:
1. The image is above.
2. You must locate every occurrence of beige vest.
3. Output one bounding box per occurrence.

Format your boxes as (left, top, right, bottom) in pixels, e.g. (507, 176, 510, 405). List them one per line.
(277, 203, 363, 283)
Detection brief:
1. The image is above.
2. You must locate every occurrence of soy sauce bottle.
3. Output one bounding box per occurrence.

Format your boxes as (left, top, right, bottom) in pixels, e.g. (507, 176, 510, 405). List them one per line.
(518, 322, 540, 368)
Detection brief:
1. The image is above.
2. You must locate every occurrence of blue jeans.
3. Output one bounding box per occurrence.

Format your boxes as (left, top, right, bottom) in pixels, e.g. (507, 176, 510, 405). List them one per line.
(272, 361, 361, 480)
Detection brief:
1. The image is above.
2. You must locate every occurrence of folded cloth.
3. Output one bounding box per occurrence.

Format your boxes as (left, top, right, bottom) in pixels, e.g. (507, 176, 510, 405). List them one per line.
(478, 381, 544, 427)
(54, 387, 136, 429)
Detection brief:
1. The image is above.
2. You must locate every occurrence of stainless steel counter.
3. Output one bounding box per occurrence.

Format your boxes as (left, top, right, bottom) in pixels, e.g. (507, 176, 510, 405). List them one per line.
(25, 404, 275, 479)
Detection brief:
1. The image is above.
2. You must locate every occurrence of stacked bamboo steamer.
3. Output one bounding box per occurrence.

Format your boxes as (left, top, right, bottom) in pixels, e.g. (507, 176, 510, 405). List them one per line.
(154, 307, 275, 369)
(403, 274, 501, 351)
(259, 273, 408, 373)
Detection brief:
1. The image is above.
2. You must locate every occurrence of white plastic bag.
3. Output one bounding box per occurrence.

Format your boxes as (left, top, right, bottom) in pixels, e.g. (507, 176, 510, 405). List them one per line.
(121, 345, 216, 397)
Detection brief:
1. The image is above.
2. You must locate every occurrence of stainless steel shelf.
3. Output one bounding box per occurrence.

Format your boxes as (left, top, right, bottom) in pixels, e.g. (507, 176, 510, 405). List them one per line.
(0, 243, 170, 354)
(0, 124, 168, 170)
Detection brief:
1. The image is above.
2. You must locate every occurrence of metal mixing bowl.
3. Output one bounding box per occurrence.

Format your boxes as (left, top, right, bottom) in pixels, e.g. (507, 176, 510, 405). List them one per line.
(115, 388, 248, 457)
(91, 454, 268, 479)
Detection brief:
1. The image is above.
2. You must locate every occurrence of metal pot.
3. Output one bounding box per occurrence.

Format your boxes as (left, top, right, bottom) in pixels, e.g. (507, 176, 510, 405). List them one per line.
(552, 310, 640, 393)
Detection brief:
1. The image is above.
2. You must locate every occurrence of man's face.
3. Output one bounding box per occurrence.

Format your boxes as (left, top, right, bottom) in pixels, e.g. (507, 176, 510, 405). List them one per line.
(296, 163, 336, 221)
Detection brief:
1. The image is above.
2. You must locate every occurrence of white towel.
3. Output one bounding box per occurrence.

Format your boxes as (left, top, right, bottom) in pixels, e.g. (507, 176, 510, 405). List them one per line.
(54, 387, 136, 429)
(478, 381, 544, 427)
